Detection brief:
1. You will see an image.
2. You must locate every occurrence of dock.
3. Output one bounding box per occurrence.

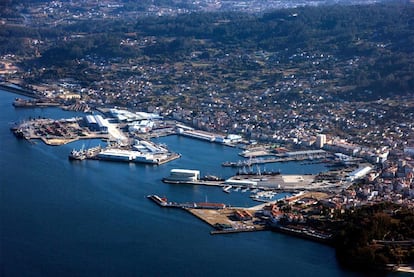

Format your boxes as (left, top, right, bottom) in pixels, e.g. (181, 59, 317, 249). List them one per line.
(161, 170, 339, 192)
(147, 195, 226, 209)
(156, 153, 181, 165)
(13, 98, 60, 108)
(271, 224, 333, 244)
(223, 150, 332, 167)
(11, 117, 109, 146)
(222, 156, 330, 167)
(147, 194, 269, 235)
(0, 83, 39, 98)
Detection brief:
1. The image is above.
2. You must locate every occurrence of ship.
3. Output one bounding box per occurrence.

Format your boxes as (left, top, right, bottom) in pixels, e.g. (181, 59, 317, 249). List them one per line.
(222, 161, 243, 167)
(236, 165, 281, 176)
(13, 98, 36, 107)
(68, 145, 101, 161)
(96, 149, 159, 164)
(10, 126, 26, 138)
(69, 149, 86, 160)
(201, 175, 224, 181)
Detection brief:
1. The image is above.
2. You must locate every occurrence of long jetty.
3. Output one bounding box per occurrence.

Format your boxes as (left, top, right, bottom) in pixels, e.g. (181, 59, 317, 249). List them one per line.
(0, 83, 39, 98)
(222, 151, 331, 167)
(222, 156, 320, 167)
(147, 194, 226, 209)
(148, 194, 270, 235)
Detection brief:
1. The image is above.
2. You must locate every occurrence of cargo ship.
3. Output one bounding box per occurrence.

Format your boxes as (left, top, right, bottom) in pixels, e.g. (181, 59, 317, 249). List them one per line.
(68, 146, 101, 161)
(69, 149, 86, 160)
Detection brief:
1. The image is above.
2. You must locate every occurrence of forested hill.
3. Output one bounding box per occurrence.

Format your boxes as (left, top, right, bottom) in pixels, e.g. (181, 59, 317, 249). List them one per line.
(1, 1, 413, 101)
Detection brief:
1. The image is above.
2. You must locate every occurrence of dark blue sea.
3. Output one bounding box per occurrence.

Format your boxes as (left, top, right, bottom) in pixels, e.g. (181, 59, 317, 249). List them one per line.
(0, 90, 408, 276)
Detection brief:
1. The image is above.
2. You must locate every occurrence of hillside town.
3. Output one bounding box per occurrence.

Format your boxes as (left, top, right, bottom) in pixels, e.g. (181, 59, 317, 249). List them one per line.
(2, 1, 413, 208)
(1, 0, 413, 272)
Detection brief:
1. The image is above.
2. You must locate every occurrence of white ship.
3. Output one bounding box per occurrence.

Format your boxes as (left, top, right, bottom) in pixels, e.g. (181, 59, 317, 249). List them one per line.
(97, 149, 158, 164)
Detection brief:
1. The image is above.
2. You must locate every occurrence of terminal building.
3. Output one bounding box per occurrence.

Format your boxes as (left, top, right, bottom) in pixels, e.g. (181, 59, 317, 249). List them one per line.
(164, 169, 200, 182)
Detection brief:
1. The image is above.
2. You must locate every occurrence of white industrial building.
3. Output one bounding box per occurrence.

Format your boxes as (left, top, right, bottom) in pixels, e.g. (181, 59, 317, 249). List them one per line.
(224, 179, 257, 187)
(346, 166, 372, 182)
(166, 169, 200, 182)
(85, 114, 108, 133)
(97, 149, 159, 164)
(110, 108, 162, 122)
(179, 130, 215, 142)
(128, 120, 155, 133)
(132, 140, 168, 154)
(215, 134, 242, 144)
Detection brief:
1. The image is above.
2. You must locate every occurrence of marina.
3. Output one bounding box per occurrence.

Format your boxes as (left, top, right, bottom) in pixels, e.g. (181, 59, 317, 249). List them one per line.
(250, 190, 278, 202)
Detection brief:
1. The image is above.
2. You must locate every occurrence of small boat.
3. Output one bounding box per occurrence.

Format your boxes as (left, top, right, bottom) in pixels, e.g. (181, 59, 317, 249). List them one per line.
(223, 185, 232, 193)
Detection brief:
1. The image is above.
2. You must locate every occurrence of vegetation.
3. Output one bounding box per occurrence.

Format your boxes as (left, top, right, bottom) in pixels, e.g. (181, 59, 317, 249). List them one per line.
(2, 2, 412, 101)
(334, 203, 414, 271)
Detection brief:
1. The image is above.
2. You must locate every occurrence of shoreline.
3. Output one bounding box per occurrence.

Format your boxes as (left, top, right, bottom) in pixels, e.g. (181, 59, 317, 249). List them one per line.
(0, 83, 39, 98)
(3, 82, 412, 274)
(396, 264, 414, 273)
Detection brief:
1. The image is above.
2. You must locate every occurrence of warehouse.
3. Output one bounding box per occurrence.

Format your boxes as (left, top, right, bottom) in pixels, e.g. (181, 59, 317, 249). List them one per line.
(85, 114, 108, 133)
(346, 166, 372, 182)
(164, 169, 200, 182)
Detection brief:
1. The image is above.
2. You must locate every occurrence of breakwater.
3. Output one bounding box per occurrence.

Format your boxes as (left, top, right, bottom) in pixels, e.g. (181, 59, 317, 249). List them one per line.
(0, 83, 39, 98)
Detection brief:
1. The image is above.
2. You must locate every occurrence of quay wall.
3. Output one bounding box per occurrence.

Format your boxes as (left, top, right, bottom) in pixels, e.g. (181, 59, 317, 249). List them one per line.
(0, 83, 39, 98)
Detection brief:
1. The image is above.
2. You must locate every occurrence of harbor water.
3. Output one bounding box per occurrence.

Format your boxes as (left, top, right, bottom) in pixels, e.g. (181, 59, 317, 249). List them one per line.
(0, 90, 407, 276)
